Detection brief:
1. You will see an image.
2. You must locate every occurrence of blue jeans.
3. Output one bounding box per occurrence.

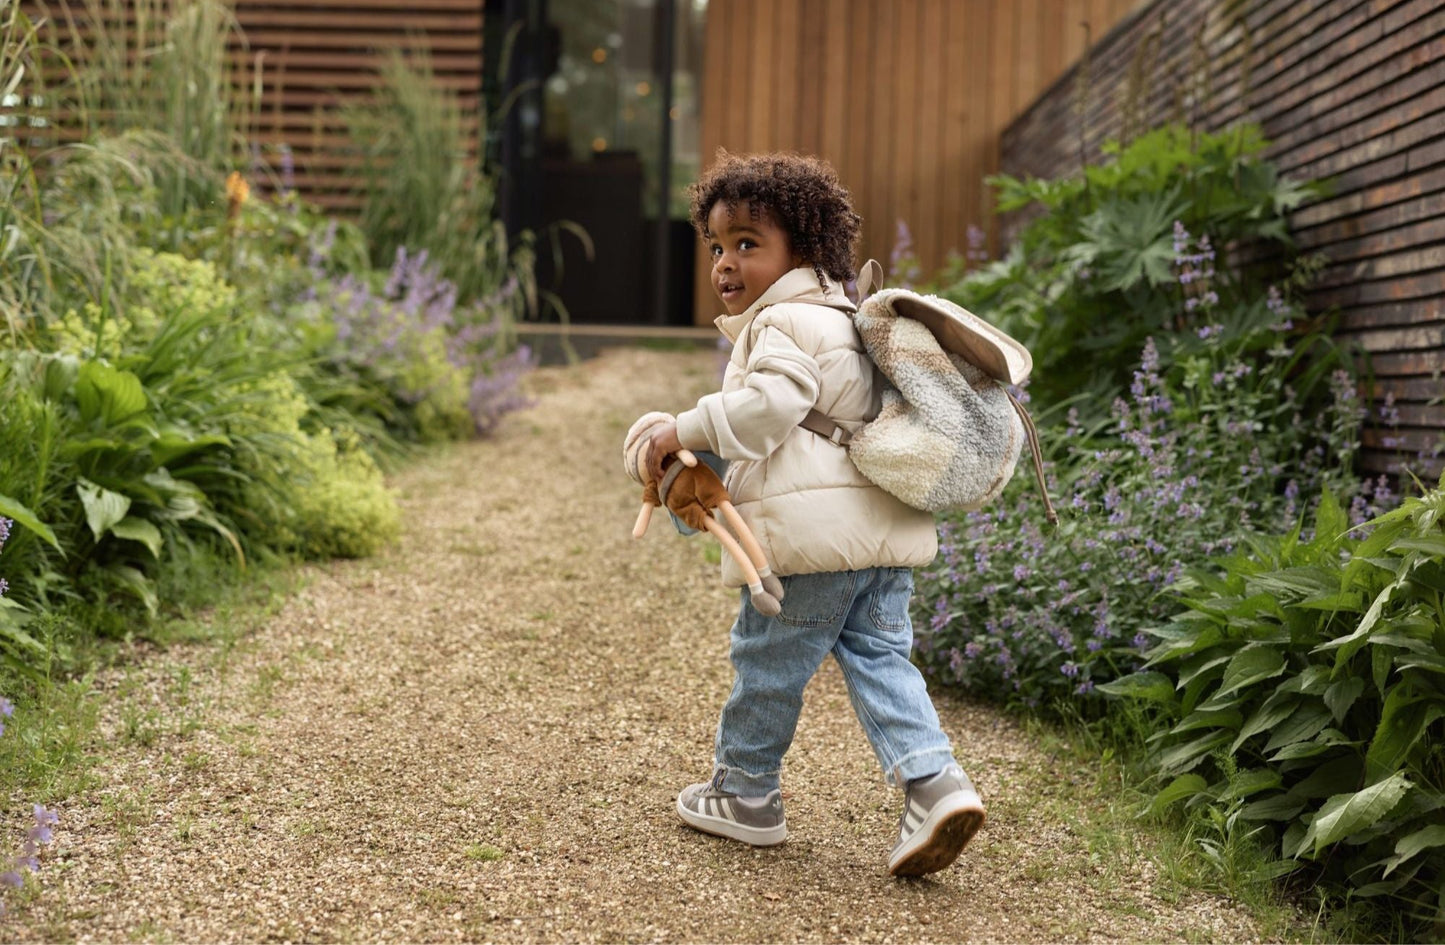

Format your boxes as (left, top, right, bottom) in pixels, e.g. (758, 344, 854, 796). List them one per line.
(713, 567, 957, 795)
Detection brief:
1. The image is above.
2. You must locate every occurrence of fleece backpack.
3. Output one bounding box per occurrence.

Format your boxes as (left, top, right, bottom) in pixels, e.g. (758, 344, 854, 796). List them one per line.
(800, 262, 1057, 524)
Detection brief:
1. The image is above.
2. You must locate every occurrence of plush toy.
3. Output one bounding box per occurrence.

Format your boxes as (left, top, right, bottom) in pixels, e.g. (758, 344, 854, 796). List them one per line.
(623, 412, 784, 616)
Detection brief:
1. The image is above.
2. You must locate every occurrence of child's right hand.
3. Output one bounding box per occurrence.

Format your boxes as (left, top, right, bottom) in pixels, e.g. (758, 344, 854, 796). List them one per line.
(645, 421, 684, 485)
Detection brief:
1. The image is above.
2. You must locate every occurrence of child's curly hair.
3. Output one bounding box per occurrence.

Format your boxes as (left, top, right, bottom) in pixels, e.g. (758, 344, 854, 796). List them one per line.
(688, 150, 861, 283)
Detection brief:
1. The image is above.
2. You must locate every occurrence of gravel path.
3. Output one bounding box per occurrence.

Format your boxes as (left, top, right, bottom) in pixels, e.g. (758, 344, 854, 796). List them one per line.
(3, 347, 1271, 943)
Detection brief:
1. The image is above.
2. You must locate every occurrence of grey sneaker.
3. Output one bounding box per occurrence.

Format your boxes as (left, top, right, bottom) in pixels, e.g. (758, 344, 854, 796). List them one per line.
(676, 775, 787, 847)
(888, 764, 985, 876)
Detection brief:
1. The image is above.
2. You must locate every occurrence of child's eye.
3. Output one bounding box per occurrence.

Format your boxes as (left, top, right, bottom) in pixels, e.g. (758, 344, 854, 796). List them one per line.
(709, 244, 722, 257)
(738, 239, 756, 250)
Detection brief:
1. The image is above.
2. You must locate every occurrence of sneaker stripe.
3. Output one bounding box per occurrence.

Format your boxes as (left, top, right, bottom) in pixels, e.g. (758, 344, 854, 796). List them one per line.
(721, 797, 735, 822)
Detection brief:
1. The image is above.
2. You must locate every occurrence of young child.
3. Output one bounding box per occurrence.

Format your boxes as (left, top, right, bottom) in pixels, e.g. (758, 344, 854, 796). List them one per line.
(641, 151, 986, 876)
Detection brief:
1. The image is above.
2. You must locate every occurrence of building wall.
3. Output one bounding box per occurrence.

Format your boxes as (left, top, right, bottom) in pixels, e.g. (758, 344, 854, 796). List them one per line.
(693, 0, 1144, 321)
(17, 0, 487, 212)
(1000, 0, 1445, 478)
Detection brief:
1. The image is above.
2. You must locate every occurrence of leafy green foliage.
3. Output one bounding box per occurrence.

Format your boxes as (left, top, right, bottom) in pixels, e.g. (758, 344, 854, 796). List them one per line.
(935, 124, 1322, 413)
(1104, 480, 1445, 934)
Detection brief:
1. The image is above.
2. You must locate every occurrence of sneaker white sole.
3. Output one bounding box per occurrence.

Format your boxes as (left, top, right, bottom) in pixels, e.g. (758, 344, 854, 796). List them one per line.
(676, 794, 788, 847)
(888, 790, 986, 877)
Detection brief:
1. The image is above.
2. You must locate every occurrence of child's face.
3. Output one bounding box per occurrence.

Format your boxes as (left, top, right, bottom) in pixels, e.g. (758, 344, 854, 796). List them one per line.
(705, 200, 802, 316)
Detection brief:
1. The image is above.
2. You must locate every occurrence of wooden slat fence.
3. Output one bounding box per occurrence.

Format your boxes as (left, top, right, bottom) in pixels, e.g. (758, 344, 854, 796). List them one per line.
(999, 0, 1445, 478)
(693, 0, 1144, 322)
(13, 0, 487, 211)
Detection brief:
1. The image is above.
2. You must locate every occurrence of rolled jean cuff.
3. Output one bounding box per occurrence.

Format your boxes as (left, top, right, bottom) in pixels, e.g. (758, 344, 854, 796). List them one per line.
(888, 746, 957, 788)
(712, 761, 781, 796)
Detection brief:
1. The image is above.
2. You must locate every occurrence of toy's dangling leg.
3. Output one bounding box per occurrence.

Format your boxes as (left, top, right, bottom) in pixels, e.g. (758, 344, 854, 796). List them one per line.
(716, 500, 784, 603)
(701, 518, 781, 617)
(632, 503, 655, 538)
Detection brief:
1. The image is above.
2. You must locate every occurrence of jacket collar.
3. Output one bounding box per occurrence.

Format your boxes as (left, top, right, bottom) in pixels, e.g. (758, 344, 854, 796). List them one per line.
(713, 267, 856, 343)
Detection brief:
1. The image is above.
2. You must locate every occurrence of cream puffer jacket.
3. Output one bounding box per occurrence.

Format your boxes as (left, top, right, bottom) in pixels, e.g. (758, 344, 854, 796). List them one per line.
(675, 267, 938, 588)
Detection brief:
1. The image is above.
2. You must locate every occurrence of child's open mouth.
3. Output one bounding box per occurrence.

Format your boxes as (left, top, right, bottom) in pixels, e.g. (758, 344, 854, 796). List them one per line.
(719, 282, 744, 303)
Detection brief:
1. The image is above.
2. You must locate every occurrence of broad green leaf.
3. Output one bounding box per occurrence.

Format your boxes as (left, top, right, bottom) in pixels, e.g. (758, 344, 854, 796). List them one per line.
(1318, 567, 1416, 668)
(1219, 768, 1283, 801)
(1301, 772, 1411, 859)
(1176, 652, 1232, 690)
(1295, 591, 1365, 613)
(151, 430, 232, 468)
(1366, 690, 1443, 784)
(0, 492, 61, 552)
(1097, 671, 1175, 703)
(1246, 567, 1338, 601)
(1279, 665, 1330, 696)
(104, 564, 157, 616)
(76, 479, 131, 542)
(1239, 792, 1306, 822)
(1155, 731, 1231, 776)
(75, 360, 147, 425)
(1217, 646, 1286, 698)
(1374, 645, 1392, 696)
(1231, 694, 1299, 753)
(1291, 755, 1363, 799)
(1324, 676, 1365, 726)
(1262, 704, 1331, 754)
(109, 517, 163, 559)
(1145, 624, 1222, 665)
(1170, 708, 1242, 737)
(1147, 774, 1208, 815)
(1392, 536, 1445, 556)
(1383, 825, 1445, 878)
(1272, 731, 1356, 762)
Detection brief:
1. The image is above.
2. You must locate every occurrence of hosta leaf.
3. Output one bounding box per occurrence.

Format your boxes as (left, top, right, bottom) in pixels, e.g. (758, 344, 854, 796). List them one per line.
(1292, 755, 1363, 799)
(1240, 792, 1307, 822)
(0, 492, 61, 552)
(1301, 772, 1411, 859)
(1382, 825, 1445, 878)
(109, 517, 163, 559)
(76, 478, 131, 542)
(1279, 665, 1330, 696)
(1147, 774, 1208, 815)
(1217, 646, 1286, 698)
(75, 360, 147, 425)
(1374, 645, 1392, 696)
(150, 430, 232, 468)
(1295, 591, 1365, 613)
(1263, 704, 1331, 754)
(1247, 567, 1338, 601)
(104, 564, 158, 617)
(1097, 671, 1175, 703)
(1145, 624, 1222, 664)
(1170, 707, 1242, 737)
(1272, 729, 1358, 762)
(1318, 567, 1416, 667)
(1155, 731, 1232, 776)
(1408, 560, 1445, 594)
(1392, 537, 1445, 557)
(1176, 653, 1231, 690)
(1324, 676, 1365, 726)
(1365, 690, 1443, 784)
(1232, 694, 1300, 753)
(1219, 768, 1284, 801)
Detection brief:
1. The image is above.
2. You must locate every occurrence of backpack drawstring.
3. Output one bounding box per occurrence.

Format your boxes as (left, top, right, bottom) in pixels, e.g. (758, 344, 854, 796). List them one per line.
(1003, 389, 1058, 527)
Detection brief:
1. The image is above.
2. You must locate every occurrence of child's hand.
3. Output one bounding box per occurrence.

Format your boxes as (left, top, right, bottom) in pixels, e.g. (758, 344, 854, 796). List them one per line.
(646, 421, 684, 485)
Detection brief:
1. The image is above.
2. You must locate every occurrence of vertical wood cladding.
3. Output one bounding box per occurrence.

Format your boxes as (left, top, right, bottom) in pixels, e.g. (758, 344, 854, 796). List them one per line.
(1000, 0, 1445, 477)
(14, 0, 487, 212)
(693, 0, 1142, 321)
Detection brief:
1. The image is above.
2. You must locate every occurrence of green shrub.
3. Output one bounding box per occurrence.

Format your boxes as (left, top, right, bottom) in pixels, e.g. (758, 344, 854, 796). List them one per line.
(1101, 478, 1445, 936)
(935, 124, 1321, 414)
